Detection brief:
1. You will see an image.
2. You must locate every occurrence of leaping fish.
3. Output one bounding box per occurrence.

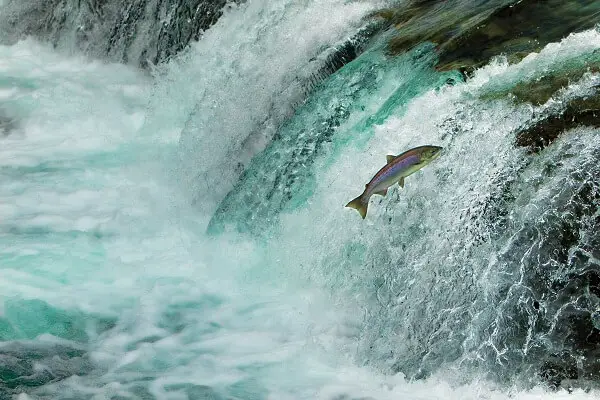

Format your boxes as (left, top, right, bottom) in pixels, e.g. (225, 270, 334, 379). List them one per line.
(346, 145, 443, 219)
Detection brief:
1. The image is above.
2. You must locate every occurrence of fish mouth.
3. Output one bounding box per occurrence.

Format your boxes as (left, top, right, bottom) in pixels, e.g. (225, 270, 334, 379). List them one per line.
(427, 147, 443, 162)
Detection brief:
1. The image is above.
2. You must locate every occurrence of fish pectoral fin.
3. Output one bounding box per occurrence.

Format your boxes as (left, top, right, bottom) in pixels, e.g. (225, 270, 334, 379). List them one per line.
(374, 188, 388, 197)
(398, 177, 405, 188)
(386, 155, 395, 163)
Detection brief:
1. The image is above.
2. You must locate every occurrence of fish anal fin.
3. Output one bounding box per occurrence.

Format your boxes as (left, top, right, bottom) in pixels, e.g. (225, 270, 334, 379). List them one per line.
(374, 188, 388, 197)
(386, 155, 395, 163)
(346, 195, 368, 219)
(398, 177, 405, 188)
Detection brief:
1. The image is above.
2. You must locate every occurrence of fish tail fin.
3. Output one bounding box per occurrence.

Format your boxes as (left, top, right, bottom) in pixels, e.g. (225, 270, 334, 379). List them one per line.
(345, 195, 368, 219)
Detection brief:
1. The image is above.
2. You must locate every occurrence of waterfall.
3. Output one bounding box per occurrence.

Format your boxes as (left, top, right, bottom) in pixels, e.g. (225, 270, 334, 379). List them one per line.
(1, 0, 600, 398)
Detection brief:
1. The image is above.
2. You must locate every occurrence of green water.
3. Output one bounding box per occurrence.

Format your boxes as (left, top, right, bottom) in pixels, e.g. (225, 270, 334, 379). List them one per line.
(2, 2, 600, 399)
(208, 38, 463, 236)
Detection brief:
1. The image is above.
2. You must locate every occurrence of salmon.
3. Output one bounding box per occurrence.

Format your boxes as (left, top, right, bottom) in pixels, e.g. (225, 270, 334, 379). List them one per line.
(346, 145, 442, 218)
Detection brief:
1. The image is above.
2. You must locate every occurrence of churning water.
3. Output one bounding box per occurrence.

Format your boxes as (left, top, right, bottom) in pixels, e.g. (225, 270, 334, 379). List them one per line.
(2, 0, 600, 399)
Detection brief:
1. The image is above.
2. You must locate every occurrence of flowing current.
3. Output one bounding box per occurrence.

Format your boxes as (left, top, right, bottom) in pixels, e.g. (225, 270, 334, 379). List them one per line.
(2, 0, 600, 399)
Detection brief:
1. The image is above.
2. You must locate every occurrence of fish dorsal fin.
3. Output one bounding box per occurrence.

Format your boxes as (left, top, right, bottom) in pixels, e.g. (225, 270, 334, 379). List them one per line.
(398, 177, 405, 188)
(386, 155, 396, 163)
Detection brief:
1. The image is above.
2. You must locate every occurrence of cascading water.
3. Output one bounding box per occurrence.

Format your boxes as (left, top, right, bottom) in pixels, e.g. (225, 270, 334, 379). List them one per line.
(2, 0, 600, 399)
(146, 0, 380, 213)
(0, 0, 238, 67)
(206, 37, 463, 236)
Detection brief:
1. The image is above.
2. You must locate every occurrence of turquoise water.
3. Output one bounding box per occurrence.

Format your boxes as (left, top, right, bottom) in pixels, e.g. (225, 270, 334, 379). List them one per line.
(2, 1, 600, 399)
(207, 39, 463, 235)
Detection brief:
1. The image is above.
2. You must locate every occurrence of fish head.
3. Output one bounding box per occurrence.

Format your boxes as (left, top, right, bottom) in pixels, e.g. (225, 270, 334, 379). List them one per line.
(419, 145, 443, 163)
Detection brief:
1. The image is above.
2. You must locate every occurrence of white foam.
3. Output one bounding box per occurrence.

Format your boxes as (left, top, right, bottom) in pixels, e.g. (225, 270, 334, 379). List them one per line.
(150, 0, 378, 212)
(2, 14, 600, 400)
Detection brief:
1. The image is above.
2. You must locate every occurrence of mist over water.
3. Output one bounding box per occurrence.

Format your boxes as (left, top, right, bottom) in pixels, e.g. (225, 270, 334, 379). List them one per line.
(159, 0, 379, 213)
(2, 0, 600, 399)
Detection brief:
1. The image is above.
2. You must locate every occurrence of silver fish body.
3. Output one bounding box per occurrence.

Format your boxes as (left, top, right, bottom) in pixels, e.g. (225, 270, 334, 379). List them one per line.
(346, 145, 442, 219)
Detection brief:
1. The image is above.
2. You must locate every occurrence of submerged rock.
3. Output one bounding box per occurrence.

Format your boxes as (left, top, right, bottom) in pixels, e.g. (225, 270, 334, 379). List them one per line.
(0, 0, 241, 67)
(0, 114, 16, 137)
(374, 0, 498, 65)
(507, 69, 600, 106)
(516, 103, 600, 153)
(0, 302, 117, 397)
(435, 0, 600, 72)
(507, 70, 600, 153)
(0, 341, 93, 395)
(480, 58, 600, 106)
(468, 125, 600, 389)
(0, 0, 381, 72)
(515, 174, 600, 389)
(467, 47, 600, 154)
(378, 0, 600, 73)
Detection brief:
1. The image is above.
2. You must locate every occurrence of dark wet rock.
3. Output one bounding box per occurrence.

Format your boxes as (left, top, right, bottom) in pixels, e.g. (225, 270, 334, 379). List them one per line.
(508, 67, 600, 106)
(473, 53, 600, 154)
(434, 0, 600, 72)
(374, 0, 511, 66)
(0, 341, 93, 395)
(540, 353, 579, 390)
(485, 140, 600, 389)
(517, 108, 600, 153)
(480, 59, 600, 106)
(0, 0, 380, 72)
(366, 109, 600, 389)
(0, 111, 17, 137)
(301, 22, 385, 101)
(105, 0, 241, 67)
(377, 0, 600, 73)
(516, 95, 600, 153)
(0, 0, 241, 67)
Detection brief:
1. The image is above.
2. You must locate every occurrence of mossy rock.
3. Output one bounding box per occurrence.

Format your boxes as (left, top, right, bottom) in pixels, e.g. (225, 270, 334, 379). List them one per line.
(516, 96, 600, 153)
(376, 0, 600, 73)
